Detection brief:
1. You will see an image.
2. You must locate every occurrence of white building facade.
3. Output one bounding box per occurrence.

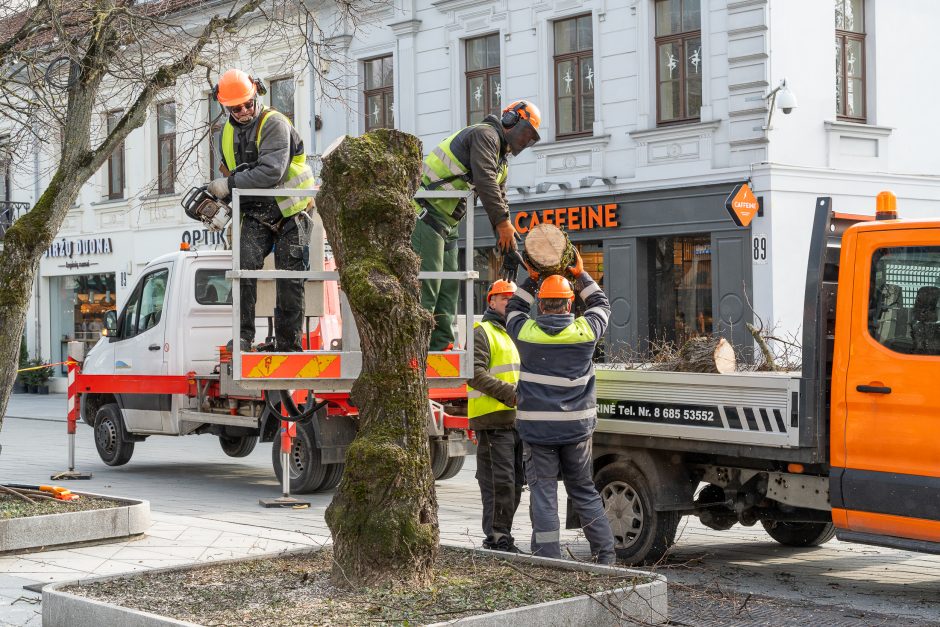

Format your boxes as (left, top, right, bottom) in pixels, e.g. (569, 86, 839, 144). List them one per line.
(5, 0, 939, 386)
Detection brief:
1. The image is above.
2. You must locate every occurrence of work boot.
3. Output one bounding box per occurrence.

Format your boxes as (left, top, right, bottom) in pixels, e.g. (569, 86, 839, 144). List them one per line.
(225, 339, 252, 353)
(493, 536, 524, 554)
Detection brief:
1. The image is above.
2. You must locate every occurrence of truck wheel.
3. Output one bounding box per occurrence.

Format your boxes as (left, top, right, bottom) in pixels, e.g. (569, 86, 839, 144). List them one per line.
(94, 404, 134, 467)
(219, 435, 257, 458)
(271, 421, 327, 493)
(319, 463, 344, 491)
(429, 439, 448, 479)
(761, 520, 836, 547)
(437, 455, 465, 481)
(595, 462, 680, 565)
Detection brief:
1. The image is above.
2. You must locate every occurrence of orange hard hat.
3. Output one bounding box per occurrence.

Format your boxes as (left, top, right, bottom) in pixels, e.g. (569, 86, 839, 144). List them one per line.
(502, 100, 542, 132)
(539, 275, 574, 300)
(487, 279, 517, 302)
(216, 69, 256, 107)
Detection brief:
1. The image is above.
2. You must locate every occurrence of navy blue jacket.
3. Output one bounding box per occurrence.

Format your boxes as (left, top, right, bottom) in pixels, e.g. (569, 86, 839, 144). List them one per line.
(505, 272, 610, 445)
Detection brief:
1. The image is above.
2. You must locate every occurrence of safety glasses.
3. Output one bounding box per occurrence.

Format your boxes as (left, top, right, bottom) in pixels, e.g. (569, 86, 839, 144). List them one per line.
(228, 100, 256, 114)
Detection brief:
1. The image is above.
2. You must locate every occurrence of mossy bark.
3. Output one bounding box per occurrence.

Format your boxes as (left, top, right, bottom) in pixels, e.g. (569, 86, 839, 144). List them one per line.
(319, 129, 439, 587)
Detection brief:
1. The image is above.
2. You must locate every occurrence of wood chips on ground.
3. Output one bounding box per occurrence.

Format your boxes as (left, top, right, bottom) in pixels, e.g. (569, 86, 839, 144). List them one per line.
(67, 547, 647, 626)
(0, 492, 121, 520)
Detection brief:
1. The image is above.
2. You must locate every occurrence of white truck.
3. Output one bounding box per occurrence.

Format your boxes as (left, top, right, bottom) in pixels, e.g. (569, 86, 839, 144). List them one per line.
(76, 248, 474, 492)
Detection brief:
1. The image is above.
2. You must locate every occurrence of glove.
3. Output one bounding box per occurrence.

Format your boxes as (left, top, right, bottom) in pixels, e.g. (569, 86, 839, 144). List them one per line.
(494, 219, 519, 252)
(207, 177, 229, 200)
(498, 250, 521, 281)
(567, 248, 584, 278)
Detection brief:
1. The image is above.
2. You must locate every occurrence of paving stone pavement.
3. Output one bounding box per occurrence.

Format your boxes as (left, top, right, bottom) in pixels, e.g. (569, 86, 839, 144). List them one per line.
(1, 395, 939, 626)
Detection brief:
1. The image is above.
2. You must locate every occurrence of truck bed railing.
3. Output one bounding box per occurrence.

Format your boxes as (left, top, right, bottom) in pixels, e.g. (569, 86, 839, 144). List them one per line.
(226, 188, 477, 391)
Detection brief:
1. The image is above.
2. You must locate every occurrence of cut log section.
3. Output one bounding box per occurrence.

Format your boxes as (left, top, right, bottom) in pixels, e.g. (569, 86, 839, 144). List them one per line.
(651, 336, 736, 374)
(523, 223, 576, 277)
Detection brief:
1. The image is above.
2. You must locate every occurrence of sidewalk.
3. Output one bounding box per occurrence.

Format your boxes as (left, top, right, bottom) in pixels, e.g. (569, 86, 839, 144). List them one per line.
(4, 393, 68, 422)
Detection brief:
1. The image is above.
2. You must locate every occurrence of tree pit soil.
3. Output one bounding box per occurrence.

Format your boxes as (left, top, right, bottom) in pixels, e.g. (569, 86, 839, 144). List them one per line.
(66, 546, 649, 626)
(0, 492, 122, 520)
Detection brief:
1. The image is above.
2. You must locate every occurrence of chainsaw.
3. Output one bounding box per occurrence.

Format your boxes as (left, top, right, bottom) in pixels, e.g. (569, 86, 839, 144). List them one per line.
(181, 185, 232, 233)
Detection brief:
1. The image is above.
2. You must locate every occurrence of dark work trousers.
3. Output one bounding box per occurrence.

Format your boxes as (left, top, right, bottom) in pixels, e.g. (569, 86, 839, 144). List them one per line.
(475, 428, 524, 547)
(411, 217, 459, 351)
(523, 438, 616, 563)
(240, 215, 306, 351)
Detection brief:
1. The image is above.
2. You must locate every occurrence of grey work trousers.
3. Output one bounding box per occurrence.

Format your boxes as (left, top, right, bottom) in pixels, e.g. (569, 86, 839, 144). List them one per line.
(475, 428, 523, 547)
(523, 438, 616, 563)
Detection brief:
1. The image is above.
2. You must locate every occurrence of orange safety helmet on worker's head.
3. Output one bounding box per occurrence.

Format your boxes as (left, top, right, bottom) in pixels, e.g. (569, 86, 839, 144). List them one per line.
(538, 275, 574, 301)
(214, 69, 266, 107)
(487, 279, 517, 303)
(501, 100, 542, 155)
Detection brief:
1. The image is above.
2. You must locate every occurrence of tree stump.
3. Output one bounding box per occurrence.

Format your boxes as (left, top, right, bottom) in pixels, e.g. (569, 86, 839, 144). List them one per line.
(318, 129, 439, 587)
(652, 336, 736, 374)
(523, 223, 576, 278)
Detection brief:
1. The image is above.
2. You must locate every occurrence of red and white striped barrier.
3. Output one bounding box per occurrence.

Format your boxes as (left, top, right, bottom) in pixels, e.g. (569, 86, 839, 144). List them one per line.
(51, 358, 92, 480)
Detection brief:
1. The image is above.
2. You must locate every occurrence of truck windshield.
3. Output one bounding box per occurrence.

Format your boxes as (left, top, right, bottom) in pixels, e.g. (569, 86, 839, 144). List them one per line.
(195, 269, 232, 305)
(869, 246, 940, 355)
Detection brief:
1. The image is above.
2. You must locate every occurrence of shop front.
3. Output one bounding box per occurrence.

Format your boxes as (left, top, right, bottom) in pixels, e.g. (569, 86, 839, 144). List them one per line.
(460, 183, 753, 359)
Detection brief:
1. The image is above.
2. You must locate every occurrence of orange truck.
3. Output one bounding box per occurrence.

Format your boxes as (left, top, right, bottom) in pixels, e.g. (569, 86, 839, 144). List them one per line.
(586, 194, 940, 564)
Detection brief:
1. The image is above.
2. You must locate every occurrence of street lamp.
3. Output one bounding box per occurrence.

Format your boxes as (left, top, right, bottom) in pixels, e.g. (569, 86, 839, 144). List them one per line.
(749, 78, 798, 132)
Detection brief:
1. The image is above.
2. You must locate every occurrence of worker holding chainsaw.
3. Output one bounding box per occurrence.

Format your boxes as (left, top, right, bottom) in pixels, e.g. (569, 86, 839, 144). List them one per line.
(207, 68, 315, 352)
(411, 100, 542, 351)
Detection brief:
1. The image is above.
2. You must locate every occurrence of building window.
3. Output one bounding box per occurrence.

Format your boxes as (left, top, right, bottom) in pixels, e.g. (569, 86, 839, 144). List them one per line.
(364, 55, 394, 131)
(835, 0, 865, 121)
(0, 138, 9, 203)
(654, 0, 702, 125)
(270, 77, 295, 124)
(466, 34, 501, 124)
(106, 110, 125, 200)
(156, 102, 176, 195)
(208, 97, 224, 180)
(554, 14, 594, 138)
(648, 235, 712, 346)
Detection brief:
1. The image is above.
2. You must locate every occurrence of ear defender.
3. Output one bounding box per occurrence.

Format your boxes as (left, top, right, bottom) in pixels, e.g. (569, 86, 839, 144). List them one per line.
(253, 77, 267, 96)
(501, 102, 524, 128)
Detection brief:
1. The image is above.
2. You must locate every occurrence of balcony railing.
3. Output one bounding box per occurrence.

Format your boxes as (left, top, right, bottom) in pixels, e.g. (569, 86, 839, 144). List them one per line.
(0, 201, 30, 241)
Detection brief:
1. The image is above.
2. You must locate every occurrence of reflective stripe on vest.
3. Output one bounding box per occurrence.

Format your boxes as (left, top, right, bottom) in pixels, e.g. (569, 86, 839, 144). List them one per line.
(221, 109, 315, 218)
(415, 124, 508, 227)
(467, 320, 520, 419)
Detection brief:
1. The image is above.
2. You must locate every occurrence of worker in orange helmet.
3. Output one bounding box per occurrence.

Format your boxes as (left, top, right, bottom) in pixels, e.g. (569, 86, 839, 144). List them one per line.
(209, 69, 314, 353)
(412, 100, 542, 351)
(467, 279, 523, 553)
(504, 253, 616, 563)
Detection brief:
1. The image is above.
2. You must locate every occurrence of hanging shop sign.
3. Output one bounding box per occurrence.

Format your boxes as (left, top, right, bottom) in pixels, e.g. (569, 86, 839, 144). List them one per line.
(181, 228, 228, 248)
(46, 237, 114, 258)
(513, 203, 620, 235)
(725, 183, 759, 227)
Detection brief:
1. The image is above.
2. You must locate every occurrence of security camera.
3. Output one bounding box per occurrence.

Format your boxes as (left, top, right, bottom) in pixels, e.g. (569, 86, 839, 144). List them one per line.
(776, 82, 798, 114)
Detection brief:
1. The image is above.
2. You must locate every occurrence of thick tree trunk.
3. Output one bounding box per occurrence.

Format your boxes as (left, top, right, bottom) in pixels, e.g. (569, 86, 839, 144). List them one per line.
(319, 129, 439, 587)
(523, 223, 575, 277)
(651, 336, 737, 374)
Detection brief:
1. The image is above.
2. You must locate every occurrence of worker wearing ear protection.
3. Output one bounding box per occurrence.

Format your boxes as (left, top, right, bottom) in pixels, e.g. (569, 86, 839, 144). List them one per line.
(412, 100, 542, 351)
(210, 68, 314, 353)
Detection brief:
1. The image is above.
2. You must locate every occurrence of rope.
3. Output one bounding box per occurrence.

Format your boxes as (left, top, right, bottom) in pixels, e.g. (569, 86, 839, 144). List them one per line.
(16, 361, 70, 373)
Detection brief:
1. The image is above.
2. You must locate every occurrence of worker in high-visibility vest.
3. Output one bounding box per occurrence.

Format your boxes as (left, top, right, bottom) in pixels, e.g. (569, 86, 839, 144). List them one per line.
(208, 69, 315, 352)
(467, 279, 523, 552)
(412, 100, 542, 350)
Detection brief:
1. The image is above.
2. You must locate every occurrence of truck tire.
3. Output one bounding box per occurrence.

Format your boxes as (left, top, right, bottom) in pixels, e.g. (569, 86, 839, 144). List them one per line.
(437, 455, 465, 481)
(94, 404, 134, 467)
(761, 520, 836, 547)
(219, 435, 257, 458)
(595, 462, 680, 565)
(319, 463, 344, 491)
(271, 421, 328, 493)
(429, 439, 449, 479)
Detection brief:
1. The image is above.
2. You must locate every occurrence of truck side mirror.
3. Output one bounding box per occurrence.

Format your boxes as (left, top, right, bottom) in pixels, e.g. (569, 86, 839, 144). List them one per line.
(103, 311, 118, 337)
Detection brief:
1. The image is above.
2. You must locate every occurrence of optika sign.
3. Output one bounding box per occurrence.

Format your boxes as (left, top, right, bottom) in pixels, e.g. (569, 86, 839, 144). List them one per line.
(46, 237, 114, 258)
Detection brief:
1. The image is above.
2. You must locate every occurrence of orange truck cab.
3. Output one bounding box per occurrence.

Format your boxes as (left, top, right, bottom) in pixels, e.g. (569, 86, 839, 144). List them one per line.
(587, 193, 940, 564)
(830, 194, 940, 549)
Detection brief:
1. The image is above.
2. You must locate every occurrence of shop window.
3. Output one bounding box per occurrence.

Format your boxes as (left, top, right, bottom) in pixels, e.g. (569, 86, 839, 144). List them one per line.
(208, 97, 224, 180)
(119, 268, 168, 339)
(655, 0, 702, 125)
(49, 274, 117, 371)
(270, 77, 295, 124)
(648, 235, 712, 346)
(106, 110, 125, 200)
(457, 248, 502, 317)
(466, 33, 501, 124)
(869, 247, 940, 355)
(364, 55, 394, 131)
(156, 102, 176, 194)
(554, 14, 594, 138)
(195, 268, 232, 305)
(835, 0, 866, 121)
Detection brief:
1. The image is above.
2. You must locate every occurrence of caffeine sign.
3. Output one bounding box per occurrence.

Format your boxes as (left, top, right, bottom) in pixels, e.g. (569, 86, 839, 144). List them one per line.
(513, 203, 620, 235)
(725, 183, 759, 227)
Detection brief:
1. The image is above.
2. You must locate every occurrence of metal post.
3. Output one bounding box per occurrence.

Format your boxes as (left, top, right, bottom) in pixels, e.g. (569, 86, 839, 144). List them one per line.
(259, 399, 310, 508)
(51, 358, 92, 480)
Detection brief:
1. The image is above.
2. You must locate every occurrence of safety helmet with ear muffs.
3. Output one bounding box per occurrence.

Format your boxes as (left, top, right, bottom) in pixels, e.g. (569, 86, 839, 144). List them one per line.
(501, 100, 542, 132)
(214, 69, 266, 106)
